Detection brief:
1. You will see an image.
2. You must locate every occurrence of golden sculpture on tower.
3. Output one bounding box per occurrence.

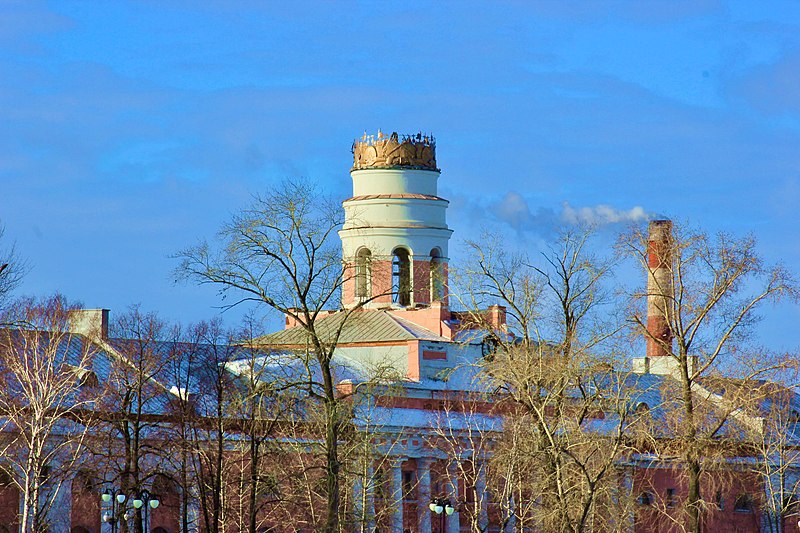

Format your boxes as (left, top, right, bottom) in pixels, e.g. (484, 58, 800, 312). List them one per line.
(352, 131, 437, 171)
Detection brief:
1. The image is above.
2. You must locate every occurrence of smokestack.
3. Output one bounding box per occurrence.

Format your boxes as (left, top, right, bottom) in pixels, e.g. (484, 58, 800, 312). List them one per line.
(67, 309, 109, 340)
(646, 220, 673, 357)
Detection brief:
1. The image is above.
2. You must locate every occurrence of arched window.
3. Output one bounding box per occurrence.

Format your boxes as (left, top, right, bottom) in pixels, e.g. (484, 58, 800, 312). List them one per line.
(73, 470, 98, 492)
(71, 470, 99, 533)
(430, 248, 445, 302)
(734, 494, 754, 513)
(152, 473, 178, 495)
(392, 248, 411, 306)
(355, 248, 372, 299)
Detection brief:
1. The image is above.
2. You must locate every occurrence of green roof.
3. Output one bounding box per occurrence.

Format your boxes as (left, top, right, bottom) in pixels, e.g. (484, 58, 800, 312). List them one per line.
(255, 309, 449, 347)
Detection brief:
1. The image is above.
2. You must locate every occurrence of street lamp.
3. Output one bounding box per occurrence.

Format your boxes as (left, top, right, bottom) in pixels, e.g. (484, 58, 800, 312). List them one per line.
(429, 498, 455, 532)
(101, 489, 130, 533)
(132, 489, 160, 533)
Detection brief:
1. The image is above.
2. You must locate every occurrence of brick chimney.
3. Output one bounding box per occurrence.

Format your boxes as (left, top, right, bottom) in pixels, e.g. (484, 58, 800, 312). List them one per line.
(67, 309, 109, 340)
(486, 305, 507, 331)
(646, 220, 673, 357)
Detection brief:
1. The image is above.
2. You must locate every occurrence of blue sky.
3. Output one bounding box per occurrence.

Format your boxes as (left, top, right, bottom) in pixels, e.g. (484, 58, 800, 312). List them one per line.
(1, 1, 799, 348)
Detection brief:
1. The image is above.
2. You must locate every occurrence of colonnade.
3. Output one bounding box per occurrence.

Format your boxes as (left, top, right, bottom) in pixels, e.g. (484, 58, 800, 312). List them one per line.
(354, 456, 489, 533)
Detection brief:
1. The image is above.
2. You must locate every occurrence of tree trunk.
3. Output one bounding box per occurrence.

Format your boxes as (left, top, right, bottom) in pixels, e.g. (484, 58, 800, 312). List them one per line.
(682, 359, 702, 533)
(249, 433, 259, 533)
(323, 397, 341, 533)
(686, 458, 702, 533)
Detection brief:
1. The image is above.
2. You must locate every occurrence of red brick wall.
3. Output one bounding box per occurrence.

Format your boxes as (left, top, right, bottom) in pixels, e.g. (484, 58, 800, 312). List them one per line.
(633, 467, 764, 533)
(70, 473, 100, 532)
(0, 479, 18, 531)
(342, 257, 448, 308)
(413, 259, 431, 305)
(150, 492, 180, 533)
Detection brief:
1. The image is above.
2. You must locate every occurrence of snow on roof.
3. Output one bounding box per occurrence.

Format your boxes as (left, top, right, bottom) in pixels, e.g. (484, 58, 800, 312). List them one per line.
(355, 405, 503, 433)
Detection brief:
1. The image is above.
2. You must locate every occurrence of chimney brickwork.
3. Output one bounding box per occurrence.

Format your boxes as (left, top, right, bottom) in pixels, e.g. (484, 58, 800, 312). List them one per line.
(646, 220, 673, 358)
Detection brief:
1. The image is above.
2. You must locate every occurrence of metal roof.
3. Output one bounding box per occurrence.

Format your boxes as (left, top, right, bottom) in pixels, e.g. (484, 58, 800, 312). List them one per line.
(254, 309, 449, 347)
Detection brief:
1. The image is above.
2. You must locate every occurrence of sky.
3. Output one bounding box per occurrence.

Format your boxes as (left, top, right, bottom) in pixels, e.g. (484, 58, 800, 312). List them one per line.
(1, 1, 799, 349)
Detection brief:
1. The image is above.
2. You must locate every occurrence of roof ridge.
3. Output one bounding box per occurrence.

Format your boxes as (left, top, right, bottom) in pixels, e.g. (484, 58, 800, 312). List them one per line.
(384, 311, 420, 338)
(387, 312, 447, 341)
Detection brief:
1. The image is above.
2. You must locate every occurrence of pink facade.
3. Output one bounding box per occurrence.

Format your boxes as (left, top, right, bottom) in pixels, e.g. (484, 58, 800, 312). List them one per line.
(341, 258, 448, 309)
(634, 467, 766, 533)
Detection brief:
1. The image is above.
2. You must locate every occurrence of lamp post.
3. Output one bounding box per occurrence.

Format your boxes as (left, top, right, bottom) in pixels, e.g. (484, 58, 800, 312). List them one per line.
(429, 498, 455, 533)
(101, 489, 132, 533)
(132, 489, 160, 533)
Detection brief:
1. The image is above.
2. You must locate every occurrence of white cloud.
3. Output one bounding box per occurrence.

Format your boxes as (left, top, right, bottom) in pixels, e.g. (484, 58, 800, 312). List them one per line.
(561, 202, 649, 225)
(489, 193, 651, 237)
(495, 191, 534, 228)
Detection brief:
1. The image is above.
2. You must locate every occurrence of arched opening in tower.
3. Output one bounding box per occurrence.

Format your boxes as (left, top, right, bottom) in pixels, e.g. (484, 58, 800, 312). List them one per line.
(430, 248, 445, 302)
(392, 248, 412, 306)
(355, 247, 372, 300)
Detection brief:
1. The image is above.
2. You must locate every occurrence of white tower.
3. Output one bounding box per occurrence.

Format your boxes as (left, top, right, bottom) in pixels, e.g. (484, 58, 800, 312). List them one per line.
(340, 131, 452, 309)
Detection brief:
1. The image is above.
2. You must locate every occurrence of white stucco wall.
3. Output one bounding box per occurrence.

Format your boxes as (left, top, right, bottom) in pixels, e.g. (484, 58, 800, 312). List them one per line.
(350, 168, 440, 197)
(337, 345, 410, 376)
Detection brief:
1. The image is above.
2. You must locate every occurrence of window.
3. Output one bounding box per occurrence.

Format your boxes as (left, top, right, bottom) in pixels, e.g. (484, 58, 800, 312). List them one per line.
(430, 248, 445, 302)
(73, 470, 98, 493)
(256, 473, 281, 500)
(355, 248, 372, 299)
(392, 248, 411, 306)
(638, 492, 653, 506)
(402, 470, 416, 500)
(374, 468, 387, 500)
(666, 488, 676, 508)
(715, 490, 724, 510)
(481, 335, 499, 360)
(38, 465, 51, 484)
(734, 494, 754, 513)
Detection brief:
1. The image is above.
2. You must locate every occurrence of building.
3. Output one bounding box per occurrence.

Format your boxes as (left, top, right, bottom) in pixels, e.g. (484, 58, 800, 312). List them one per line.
(0, 130, 795, 533)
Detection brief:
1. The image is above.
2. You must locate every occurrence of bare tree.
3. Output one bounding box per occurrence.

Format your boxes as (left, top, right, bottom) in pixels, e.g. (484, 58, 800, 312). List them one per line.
(176, 179, 381, 532)
(455, 226, 635, 533)
(339, 379, 407, 533)
(165, 319, 239, 533)
(223, 319, 303, 533)
(92, 306, 176, 533)
(428, 390, 500, 533)
(0, 224, 26, 310)
(745, 378, 800, 533)
(0, 295, 99, 532)
(154, 318, 226, 533)
(621, 220, 798, 533)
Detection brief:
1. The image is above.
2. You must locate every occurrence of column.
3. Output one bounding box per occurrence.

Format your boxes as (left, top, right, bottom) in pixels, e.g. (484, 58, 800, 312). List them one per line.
(46, 475, 72, 532)
(620, 466, 635, 533)
(503, 495, 516, 533)
(354, 473, 364, 530)
(417, 458, 433, 533)
(447, 462, 460, 533)
(390, 458, 404, 532)
(354, 462, 375, 533)
(474, 463, 489, 532)
(186, 490, 201, 533)
(365, 462, 376, 532)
